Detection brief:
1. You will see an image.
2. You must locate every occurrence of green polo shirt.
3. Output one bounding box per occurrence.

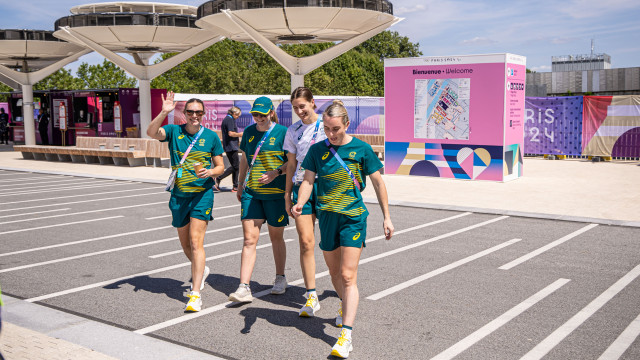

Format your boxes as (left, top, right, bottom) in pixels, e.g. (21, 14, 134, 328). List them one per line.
(240, 123, 288, 200)
(161, 124, 223, 196)
(302, 137, 383, 217)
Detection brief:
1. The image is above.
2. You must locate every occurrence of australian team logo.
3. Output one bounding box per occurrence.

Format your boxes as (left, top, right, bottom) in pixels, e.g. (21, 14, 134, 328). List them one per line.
(322, 152, 330, 160)
(349, 151, 356, 159)
(199, 139, 206, 146)
(269, 137, 276, 145)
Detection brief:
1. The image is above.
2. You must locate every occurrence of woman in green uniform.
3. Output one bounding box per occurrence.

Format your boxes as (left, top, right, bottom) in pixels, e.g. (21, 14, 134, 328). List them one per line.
(292, 100, 394, 358)
(147, 91, 225, 312)
(228, 96, 289, 303)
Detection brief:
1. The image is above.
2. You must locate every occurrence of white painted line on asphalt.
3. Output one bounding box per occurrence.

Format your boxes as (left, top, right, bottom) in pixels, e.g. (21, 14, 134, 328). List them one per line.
(0, 201, 166, 226)
(499, 224, 599, 270)
(0, 190, 165, 211)
(430, 278, 571, 360)
(368, 238, 522, 300)
(135, 214, 496, 334)
(0, 224, 244, 272)
(0, 225, 173, 257)
(0, 208, 71, 219)
(358, 216, 509, 267)
(0, 216, 124, 236)
(26, 238, 295, 303)
(144, 204, 240, 220)
(597, 312, 640, 360)
(149, 225, 296, 258)
(520, 264, 640, 360)
(0, 181, 131, 197)
(0, 178, 98, 189)
(0, 175, 66, 183)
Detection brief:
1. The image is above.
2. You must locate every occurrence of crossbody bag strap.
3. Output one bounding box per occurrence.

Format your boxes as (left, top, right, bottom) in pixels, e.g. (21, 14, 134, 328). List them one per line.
(324, 139, 361, 191)
(292, 119, 321, 185)
(243, 122, 276, 188)
(177, 126, 205, 166)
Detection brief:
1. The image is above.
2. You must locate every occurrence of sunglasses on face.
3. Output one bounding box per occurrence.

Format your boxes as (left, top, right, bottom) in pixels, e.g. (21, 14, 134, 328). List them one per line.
(185, 110, 205, 116)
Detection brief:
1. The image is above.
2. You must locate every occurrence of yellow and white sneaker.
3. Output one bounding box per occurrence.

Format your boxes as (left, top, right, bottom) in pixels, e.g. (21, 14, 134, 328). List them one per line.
(335, 301, 343, 327)
(190, 265, 210, 291)
(185, 291, 202, 312)
(299, 293, 320, 317)
(330, 329, 353, 358)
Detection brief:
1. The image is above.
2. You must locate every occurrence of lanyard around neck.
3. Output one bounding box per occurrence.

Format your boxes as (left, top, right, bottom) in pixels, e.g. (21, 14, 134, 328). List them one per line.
(292, 119, 321, 185)
(324, 139, 361, 191)
(243, 122, 276, 188)
(178, 126, 204, 166)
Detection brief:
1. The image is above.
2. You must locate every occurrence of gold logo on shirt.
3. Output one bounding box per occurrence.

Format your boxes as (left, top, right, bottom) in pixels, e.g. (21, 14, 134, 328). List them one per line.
(352, 232, 361, 240)
(278, 215, 285, 222)
(199, 139, 206, 146)
(249, 136, 255, 142)
(269, 137, 276, 145)
(206, 209, 211, 215)
(178, 135, 185, 139)
(322, 152, 330, 160)
(349, 151, 356, 159)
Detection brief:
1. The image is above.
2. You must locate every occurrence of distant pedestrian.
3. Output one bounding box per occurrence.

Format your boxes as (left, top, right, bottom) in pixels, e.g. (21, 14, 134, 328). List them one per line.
(215, 106, 243, 192)
(37, 108, 50, 145)
(284, 87, 327, 317)
(292, 100, 394, 359)
(228, 96, 289, 303)
(0, 108, 10, 145)
(147, 91, 225, 312)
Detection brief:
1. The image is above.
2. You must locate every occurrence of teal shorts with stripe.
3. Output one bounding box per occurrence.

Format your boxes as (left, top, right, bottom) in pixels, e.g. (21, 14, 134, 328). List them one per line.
(292, 183, 318, 216)
(240, 190, 289, 227)
(168, 190, 214, 228)
(318, 211, 367, 251)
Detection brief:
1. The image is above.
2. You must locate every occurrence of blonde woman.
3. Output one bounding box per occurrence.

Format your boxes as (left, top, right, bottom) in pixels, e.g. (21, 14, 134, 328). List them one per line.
(292, 100, 394, 358)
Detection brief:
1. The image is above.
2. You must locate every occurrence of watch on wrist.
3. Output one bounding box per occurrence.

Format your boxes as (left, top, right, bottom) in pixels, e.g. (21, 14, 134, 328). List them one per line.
(277, 168, 283, 175)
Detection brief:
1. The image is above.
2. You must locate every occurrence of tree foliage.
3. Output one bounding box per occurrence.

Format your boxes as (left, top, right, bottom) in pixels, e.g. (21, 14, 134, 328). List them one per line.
(75, 59, 137, 89)
(151, 30, 421, 97)
(34, 68, 83, 91)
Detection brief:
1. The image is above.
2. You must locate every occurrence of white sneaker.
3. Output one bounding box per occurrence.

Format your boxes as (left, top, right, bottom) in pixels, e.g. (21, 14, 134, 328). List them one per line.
(190, 265, 210, 291)
(330, 329, 353, 358)
(299, 293, 321, 317)
(271, 275, 287, 295)
(335, 301, 343, 327)
(185, 291, 202, 312)
(229, 284, 253, 303)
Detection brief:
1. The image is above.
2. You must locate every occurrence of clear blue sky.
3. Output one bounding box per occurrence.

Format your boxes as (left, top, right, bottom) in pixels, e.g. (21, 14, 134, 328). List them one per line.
(2, 0, 639, 74)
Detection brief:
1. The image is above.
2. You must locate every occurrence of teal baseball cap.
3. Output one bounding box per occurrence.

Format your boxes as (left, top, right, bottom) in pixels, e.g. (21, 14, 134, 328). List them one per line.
(250, 96, 274, 115)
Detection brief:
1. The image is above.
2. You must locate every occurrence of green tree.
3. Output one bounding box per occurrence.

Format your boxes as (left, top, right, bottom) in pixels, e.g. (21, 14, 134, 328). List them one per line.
(151, 30, 422, 97)
(76, 59, 137, 89)
(35, 68, 83, 90)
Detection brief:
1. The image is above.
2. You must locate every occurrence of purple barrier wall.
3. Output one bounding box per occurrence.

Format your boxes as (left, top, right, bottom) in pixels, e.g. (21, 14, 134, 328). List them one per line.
(524, 96, 583, 156)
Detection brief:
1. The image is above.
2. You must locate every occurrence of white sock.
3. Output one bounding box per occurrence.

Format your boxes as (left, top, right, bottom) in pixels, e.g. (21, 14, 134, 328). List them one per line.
(342, 328, 352, 339)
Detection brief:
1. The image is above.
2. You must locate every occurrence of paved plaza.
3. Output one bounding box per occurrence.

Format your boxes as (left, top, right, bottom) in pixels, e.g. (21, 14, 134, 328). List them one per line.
(0, 148, 639, 359)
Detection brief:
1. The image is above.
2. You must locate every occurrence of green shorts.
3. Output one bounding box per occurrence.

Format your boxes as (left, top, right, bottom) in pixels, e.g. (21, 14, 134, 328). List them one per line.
(240, 191, 289, 227)
(318, 211, 367, 251)
(292, 183, 318, 216)
(168, 190, 214, 228)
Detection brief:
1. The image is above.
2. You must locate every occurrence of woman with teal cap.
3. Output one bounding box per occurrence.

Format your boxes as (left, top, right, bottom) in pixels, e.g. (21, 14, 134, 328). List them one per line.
(228, 96, 290, 303)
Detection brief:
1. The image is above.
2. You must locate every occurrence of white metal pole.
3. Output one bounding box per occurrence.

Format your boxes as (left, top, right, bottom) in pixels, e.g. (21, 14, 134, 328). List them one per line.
(139, 79, 152, 139)
(22, 84, 36, 145)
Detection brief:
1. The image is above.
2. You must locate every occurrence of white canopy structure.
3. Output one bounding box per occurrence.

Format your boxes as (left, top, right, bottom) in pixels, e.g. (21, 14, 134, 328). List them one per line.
(0, 29, 90, 145)
(53, 2, 225, 138)
(196, 0, 401, 91)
